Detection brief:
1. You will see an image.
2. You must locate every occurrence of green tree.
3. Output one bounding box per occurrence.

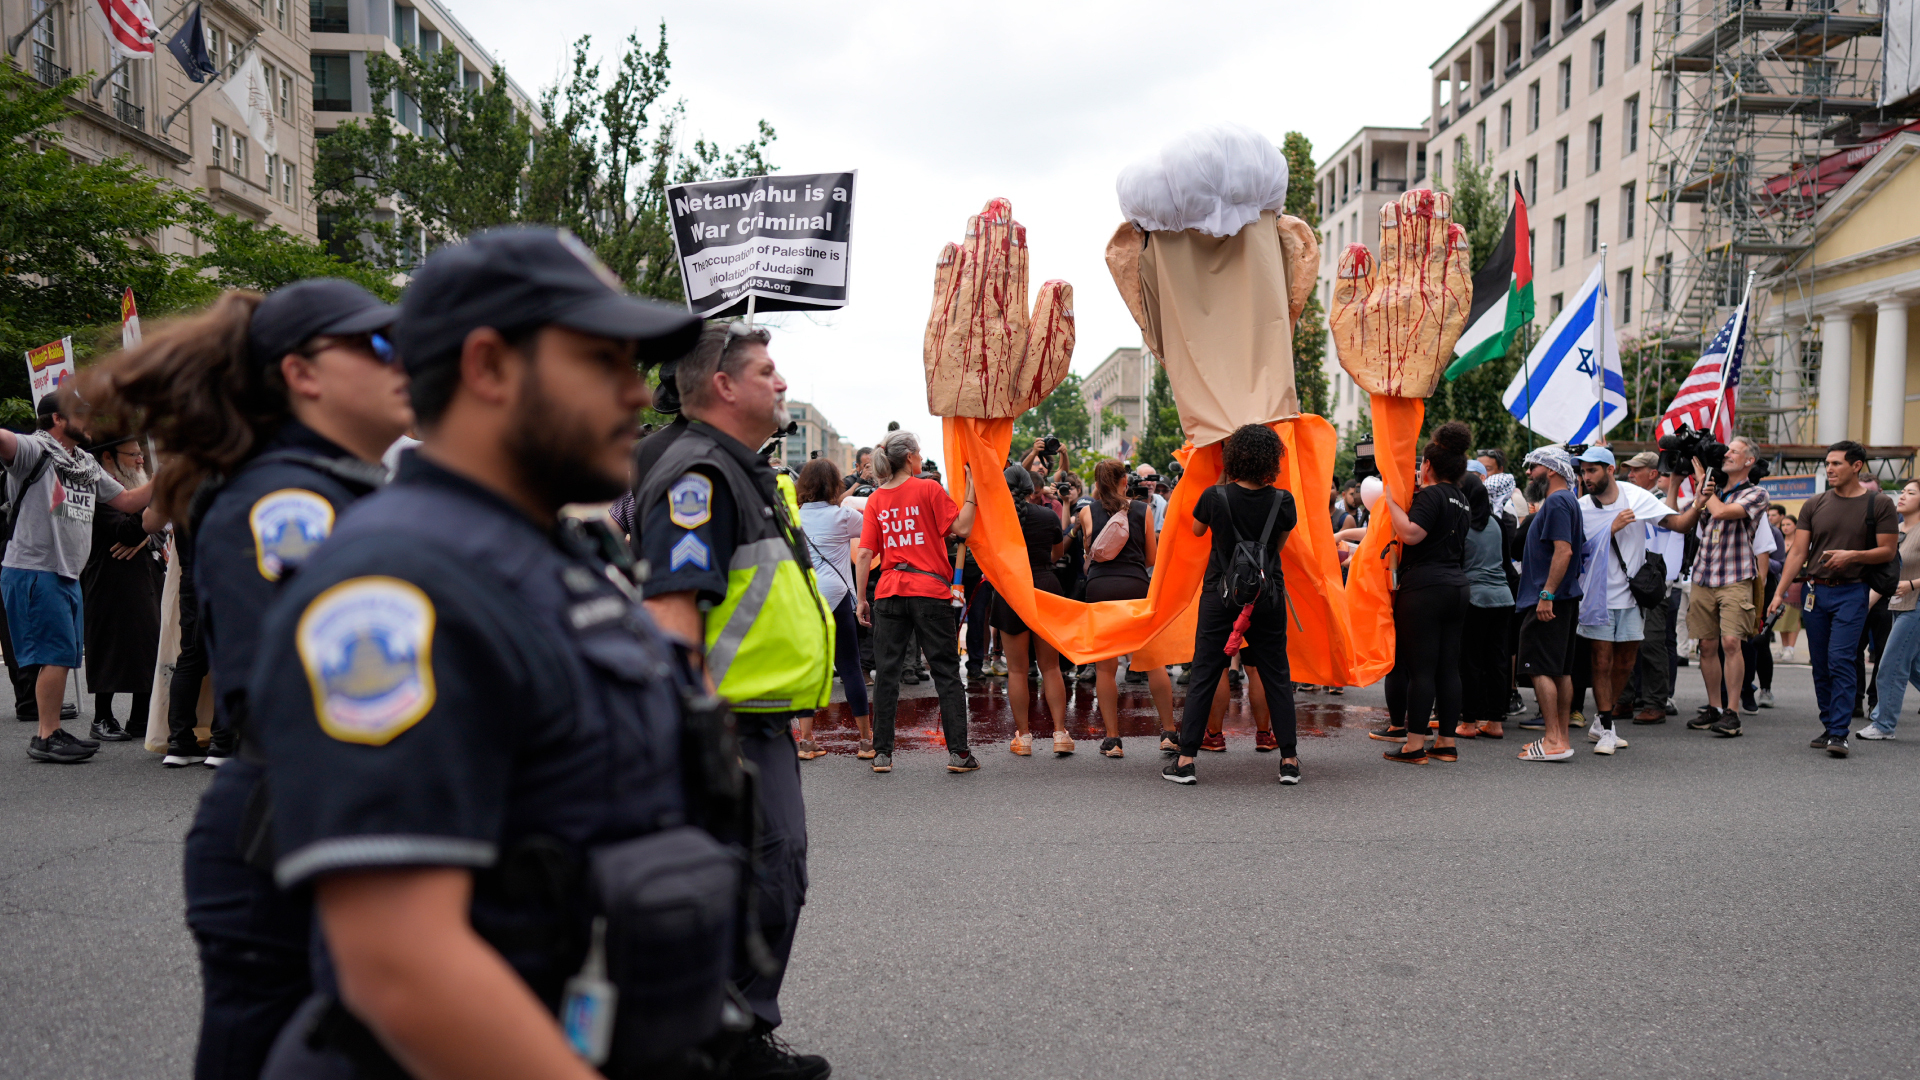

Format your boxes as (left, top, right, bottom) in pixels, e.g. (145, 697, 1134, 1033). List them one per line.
(0, 63, 207, 397)
(1012, 372, 1093, 461)
(1281, 131, 1331, 418)
(1099, 404, 1127, 442)
(186, 210, 400, 300)
(1132, 362, 1185, 473)
(528, 28, 775, 302)
(1437, 152, 1507, 270)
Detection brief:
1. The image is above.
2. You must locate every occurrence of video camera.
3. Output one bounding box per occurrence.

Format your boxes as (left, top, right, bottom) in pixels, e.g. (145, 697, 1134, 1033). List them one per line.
(1657, 425, 1769, 489)
(1350, 440, 1379, 482)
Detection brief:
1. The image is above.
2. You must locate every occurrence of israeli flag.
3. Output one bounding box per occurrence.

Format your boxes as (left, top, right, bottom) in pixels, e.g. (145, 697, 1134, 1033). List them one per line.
(1501, 264, 1624, 445)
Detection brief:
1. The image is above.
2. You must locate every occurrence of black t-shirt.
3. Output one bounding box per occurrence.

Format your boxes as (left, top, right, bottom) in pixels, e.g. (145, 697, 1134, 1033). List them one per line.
(1194, 484, 1297, 591)
(1086, 499, 1150, 583)
(1015, 500, 1064, 572)
(1398, 482, 1471, 591)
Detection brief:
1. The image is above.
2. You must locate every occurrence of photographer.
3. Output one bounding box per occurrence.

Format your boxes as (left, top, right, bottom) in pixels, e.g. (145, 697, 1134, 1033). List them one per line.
(1671, 436, 1764, 738)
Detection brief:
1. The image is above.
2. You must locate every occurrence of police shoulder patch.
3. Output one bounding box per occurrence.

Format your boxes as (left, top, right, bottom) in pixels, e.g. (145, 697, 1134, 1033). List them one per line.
(296, 576, 437, 746)
(668, 472, 713, 528)
(250, 488, 336, 581)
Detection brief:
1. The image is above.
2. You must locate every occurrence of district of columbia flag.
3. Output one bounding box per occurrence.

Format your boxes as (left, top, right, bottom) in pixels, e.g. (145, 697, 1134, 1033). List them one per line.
(1446, 183, 1534, 380)
(1501, 263, 1625, 445)
(1655, 289, 1751, 445)
(120, 288, 142, 349)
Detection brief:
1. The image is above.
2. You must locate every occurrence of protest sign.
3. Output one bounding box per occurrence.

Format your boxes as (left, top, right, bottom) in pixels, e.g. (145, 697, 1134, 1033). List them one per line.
(24, 337, 75, 408)
(667, 171, 855, 318)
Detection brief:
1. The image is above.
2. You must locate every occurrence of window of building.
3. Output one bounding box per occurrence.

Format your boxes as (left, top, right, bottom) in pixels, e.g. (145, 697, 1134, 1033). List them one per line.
(211, 122, 226, 164)
(207, 24, 227, 72)
(1585, 199, 1600, 254)
(1629, 7, 1643, 65)
(1525, 155, 1538, 205)
(275, 0, 287, 30)
(1455, 136, 1467, 177)
(1624, 95, 1639, 154)
(1554, 137, 1569, 190)
(1621, 181, 1636, 238)
(312, 54, 351, 111)
(1434, 150, 1443, 187)
(29, 0, 63, 84)
(1550, 292, 1565, 318)
(279, 73, 293, 120)
(1501, 101, 1512, 148)
(1558, 59, 1572, 112)
(1618, 269, 1633, 323)
(312, 0, 348, 32)
(1528, 228, 1537, 266)
(1528, 80, 1541, 132)
(232, 134, 247, 175)
(1592, 34, 1605, 89)
(1589, 117, 1603, 173)
(1475, 120, 1486, 164)
(392, 2, 417, 48)
(1553, 215, 1567, 267)
(262, 62, 277, 106)
(265, 152, 278, 195)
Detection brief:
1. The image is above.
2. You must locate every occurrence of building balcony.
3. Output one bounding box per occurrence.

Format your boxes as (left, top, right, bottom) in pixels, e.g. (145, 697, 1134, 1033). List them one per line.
(206, 165, 272, 220)
(32, 55, 69, 87)
(1506, 57, 1523, 77)
(1562, 11, 1583, 31)
(1480, 79, 1495, 96)
(1532, 35, 1553, 58)
(113, 97, 144, 130)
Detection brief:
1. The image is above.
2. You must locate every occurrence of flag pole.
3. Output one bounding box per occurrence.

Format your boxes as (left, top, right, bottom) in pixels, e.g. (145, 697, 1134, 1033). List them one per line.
(1708, 269, 1756, 440)
(158, 32, 261, 134)
(1597, 243, 1609, 446)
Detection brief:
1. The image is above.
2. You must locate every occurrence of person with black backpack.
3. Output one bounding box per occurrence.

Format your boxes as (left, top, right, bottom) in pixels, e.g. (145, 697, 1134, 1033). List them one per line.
(1163, 424, 1300, 786)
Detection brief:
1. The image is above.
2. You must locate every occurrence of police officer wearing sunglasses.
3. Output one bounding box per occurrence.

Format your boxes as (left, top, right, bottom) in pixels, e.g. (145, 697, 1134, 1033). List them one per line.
(244, 229, 800, 1080)
(80, 277, 411, 1079)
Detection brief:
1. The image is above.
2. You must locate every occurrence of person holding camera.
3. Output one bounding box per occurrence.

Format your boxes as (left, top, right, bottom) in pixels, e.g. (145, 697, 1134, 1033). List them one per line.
(1769, 441, 1898, 757)
(1680, 435, 1770, 738)
(1077, 458, 1169, 757)
(1162, 425, 1300, 786)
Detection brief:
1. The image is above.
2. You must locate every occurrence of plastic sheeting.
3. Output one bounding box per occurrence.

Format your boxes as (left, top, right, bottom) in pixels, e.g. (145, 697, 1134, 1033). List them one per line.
(1888, 0, 1920, 106)
(1116, 123, 1290, 239)
(942, 414, 1359, 684)
(1343, 394, 1424, 686)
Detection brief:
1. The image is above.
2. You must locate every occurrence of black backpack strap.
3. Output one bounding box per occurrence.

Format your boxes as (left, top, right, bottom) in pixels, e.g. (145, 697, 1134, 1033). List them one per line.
(4, 451, 55, 536)
(1255, 488, 1284, 547)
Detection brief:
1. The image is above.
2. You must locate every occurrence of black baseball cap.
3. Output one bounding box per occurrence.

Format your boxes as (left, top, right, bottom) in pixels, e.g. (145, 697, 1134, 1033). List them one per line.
(248, 278, 398, 372)
(394, 227, 700, 374)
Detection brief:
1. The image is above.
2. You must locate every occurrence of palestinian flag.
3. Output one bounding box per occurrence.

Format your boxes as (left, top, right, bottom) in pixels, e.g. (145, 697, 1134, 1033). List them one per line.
(1445, 186, 1533, 380)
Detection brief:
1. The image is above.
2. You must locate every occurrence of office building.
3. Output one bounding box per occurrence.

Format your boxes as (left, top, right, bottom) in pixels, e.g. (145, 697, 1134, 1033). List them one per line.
(1081, 346, 1148, 459)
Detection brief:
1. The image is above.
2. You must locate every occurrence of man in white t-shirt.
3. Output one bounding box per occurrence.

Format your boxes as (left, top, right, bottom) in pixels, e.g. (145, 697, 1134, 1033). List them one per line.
(1574, 446, 1703, 753)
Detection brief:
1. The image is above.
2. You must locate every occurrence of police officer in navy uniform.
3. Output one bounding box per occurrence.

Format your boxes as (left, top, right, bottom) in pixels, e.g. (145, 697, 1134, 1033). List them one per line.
(80, 279, 410, 1080)
(246, 228, 784, 1079)
(635, 323, 834, 1080)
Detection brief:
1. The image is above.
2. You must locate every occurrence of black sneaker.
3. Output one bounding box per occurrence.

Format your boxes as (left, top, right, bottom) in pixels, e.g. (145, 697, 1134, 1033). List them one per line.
(1508, 691, 1525, 715)
(1161, 760, 1196, 784)
(1277, 761, 1301, 785)
(163, 741, 207, 768)
(1518, 716, 1546, 730)
(89, 716, 132, 742)
(1158, 730, 1179, 754)
(1227, 668, 1243, 690)
(1809, 733, 1833, 750)
(123, 715, 147, 738)
(900, 668, 921, 686)
(1176, 668, 1191, 686)
(60, 702, 77, 721)
(1708, 713, 1742, 738)
(28, 728, 95, 763)
(1367, 726, 1409, 742)
(1827, 737, 1851, 758)
(1687, 707, 1721, 731)
(946, 751, 979, 773)
(1740, 694, 1759, 715)
(729, 1028, 831, 1080)
(1075, 664, 1096, 682)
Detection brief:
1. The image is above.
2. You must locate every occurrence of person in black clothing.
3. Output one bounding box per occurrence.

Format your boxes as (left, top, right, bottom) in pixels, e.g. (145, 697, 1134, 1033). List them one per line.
(994, 466, 1071, 756)
(1077, 457, 1168, 757)
(1163, 424, 1300, 786)
(80, 436, 164, 740)
(1376, 421, 1474, 764)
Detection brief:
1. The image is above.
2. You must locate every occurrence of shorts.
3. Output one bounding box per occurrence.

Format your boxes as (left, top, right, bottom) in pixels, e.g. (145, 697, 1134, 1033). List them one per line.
(1576, 605, 1645, 643)
(0, 567, 83, 668)
(1083, 572, 1149, 604)
(1516, 598, 1579, 678)
(991, 569, 1063, 637)
(1688, 580, 1756, 641)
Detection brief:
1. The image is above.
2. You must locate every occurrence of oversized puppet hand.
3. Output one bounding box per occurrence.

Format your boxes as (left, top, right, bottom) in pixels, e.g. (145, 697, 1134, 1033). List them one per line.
(924, 198, 1075, 418)
(1330, 189, 1472, 399)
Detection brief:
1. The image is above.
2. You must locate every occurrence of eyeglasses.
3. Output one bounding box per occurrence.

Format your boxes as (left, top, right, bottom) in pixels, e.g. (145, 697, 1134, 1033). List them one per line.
(307, 331, 400, 368)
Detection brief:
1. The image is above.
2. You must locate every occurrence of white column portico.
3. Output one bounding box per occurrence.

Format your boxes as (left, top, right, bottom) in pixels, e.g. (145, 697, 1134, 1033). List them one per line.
(1871, 297, 1910, 447)
(1819, 310, 1854, 445)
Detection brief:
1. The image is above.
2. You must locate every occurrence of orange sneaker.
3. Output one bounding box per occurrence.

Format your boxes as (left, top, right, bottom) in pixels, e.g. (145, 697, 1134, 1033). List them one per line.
(1200, 732, 1227, 752)
(1010, 732, 1033, 756)
(1255, 730, 1278, 752)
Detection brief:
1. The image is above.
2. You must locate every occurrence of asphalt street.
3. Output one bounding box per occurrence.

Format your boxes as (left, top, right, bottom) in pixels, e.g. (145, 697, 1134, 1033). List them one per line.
(4, 662, 1918, 1080)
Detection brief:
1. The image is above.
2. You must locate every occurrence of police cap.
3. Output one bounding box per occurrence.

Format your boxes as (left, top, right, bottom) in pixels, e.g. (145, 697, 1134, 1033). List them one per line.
(395, 227, 700, 375)
(248, 278, 398, 373)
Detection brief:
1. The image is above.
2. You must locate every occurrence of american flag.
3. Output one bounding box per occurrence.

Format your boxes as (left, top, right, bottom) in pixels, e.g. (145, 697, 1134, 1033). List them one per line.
(1656, 294, 1750, 443)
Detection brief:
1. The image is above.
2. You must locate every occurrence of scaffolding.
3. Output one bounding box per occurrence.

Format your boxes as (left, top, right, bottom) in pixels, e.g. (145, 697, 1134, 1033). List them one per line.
(1639, 0, 1884, 444)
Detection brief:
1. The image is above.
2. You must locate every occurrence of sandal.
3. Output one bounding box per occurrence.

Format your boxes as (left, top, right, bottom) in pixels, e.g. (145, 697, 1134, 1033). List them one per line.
(856, 738, 877, 760)
(1517, 740, 1574, 761)
(795, 739, 824, 760)
(1100, 736, 1124, 758)
(1428, 743, 1458, 762)
(1052, 730, 1075, 756)
(1368, 726, 1409, 742)
(1453, 723, 1480, 739)
(1382, 747, 1429, 764)
(1324, 686, 1345, 695)
(1477, 726, 1505, 740)
(1010, 732, 1033, 756)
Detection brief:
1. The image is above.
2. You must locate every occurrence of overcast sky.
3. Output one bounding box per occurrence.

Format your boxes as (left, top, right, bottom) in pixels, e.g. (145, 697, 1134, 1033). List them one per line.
(450, 0, 1487, 454)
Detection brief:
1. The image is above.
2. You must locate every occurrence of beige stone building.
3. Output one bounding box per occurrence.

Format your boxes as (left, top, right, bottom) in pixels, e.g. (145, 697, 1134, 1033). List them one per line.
(3, 0, 318, 252)
(1081, 346, 1147, 459)
(1313, 126, 1430, 441)
(782, 399, 852, 473)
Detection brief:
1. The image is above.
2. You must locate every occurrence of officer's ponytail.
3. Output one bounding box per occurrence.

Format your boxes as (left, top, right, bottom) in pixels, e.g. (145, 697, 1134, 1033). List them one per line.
(72, 290, 287, 525)
(872, 430, 919, 483)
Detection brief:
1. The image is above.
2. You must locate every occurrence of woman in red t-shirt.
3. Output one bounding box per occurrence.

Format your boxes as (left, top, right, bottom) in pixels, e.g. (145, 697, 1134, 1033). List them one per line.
(854, 431, 978, 774)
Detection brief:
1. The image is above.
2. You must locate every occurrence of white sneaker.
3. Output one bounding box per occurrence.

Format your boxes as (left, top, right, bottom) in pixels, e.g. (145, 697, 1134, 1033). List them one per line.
(1586, 715, 1605, 743)
(1594, 730, 1621, 755)
(1857, 725, 1896, 740)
